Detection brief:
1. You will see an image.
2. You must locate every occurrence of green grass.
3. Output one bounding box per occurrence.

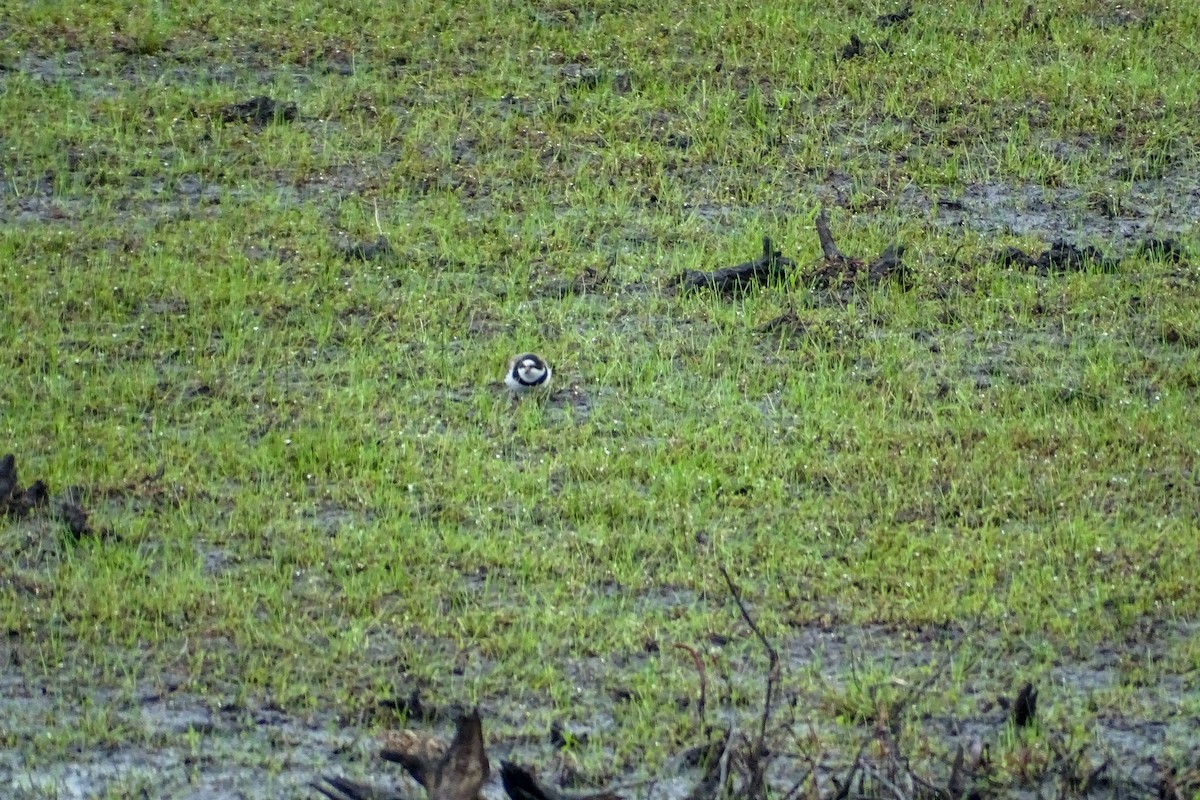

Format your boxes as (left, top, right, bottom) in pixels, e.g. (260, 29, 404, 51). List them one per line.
(1, 0, 1198, 793)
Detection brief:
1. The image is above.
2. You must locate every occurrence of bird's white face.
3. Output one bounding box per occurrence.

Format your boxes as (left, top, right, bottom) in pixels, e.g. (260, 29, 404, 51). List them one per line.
(516, 358, 545, 383)
(506, 353, 551, 393)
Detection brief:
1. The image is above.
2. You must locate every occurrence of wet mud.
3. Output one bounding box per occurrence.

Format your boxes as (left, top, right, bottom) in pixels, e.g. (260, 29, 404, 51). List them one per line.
(2, 41, 1197, 800)
(3, 618, 1195, 799)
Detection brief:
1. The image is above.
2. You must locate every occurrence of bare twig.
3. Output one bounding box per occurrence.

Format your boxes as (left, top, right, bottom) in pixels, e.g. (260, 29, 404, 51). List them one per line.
(886, 628, 975, 745)
(908, 766, 948, 797)
(830, 752, 865, 800)
(778, 765, 814, 800)
(782, 722, 825, 800)
(311, 775, 406, 800)
(674, 643, 708, 729)
(718, 566, 779, 744)
(947, 743, 968, 799)
(717, 727, 737, 795)
(860, 763, 911, 800)
(373, 199, 385, 237)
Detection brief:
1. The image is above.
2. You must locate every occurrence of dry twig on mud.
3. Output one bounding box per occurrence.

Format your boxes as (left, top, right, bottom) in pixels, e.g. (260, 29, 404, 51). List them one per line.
(695, 566, 781, 800)
(719, 566, 779, 747)
(674, 642, 709, 729)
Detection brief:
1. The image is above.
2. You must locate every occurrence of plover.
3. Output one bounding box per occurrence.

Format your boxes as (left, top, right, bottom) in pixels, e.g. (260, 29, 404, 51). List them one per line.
(505, 353, 552, 395)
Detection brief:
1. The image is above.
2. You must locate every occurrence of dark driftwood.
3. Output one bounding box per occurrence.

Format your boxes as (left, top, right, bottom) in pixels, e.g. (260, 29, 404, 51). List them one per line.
(500, 762, 623, 800)
(1011, 682, 1038, 728)
(670, 211, 908, 298)
(669, 237, 795, 294)
(1137, 237, 1187, 263)
(996, 237, 1188, 276)
(876, 3, 913, 27)
(998, 240, 1122, 274)
(0, 453, 110, 541)
(338, 235, 394, 262)
(314, 709, 488, 800)
(839, 34, 867, 61)
(220, 95, 297, 126)
(815, 209, 844, 261)
(806, 207, 909, 290)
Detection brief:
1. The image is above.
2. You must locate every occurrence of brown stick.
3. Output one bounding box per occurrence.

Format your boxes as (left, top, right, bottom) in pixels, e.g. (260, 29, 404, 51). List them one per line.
(815, 208, 845, 262)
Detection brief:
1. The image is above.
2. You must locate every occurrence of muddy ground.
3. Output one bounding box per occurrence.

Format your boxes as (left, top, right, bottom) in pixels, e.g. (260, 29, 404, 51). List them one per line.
(2, 618, 1196, 798)
(2, 42, 1198, 800)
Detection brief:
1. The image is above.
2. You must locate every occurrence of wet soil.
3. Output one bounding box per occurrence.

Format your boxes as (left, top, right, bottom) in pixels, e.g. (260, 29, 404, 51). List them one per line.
(2, 617, 1196, 799)
(2, 45, 1198, 800)
(3, 53, 1198, 256)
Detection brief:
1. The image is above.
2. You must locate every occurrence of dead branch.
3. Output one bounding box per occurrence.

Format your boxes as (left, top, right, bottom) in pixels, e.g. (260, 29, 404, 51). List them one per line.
(1010, 682, 1038, 728)
(674, 643, 709, 729)
(805, 207, 909, 291)
(311, 776, 406, 800)
(669, 236, 795, 294)
(815, 208, 845, 262)
(318, 708, 488, 800)
(500, 762, 623, 800)
(719, 565, 779, 745)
